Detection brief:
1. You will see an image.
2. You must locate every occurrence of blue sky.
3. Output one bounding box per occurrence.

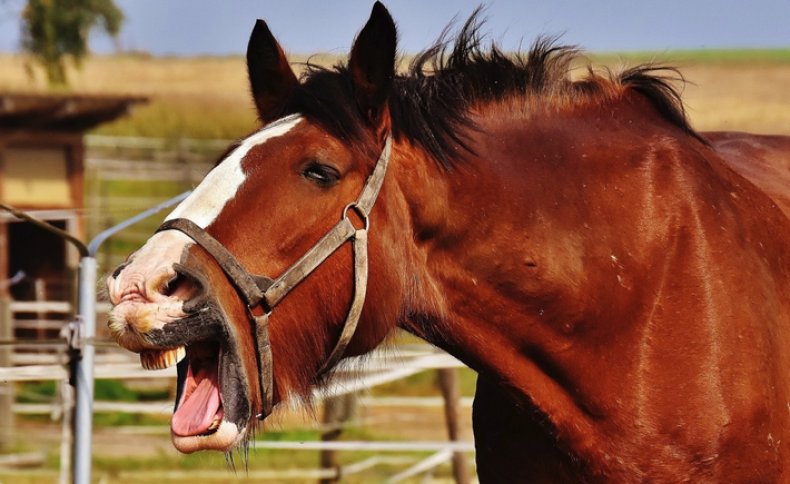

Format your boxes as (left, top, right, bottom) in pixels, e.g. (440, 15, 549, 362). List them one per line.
(1, 1, 789, 56)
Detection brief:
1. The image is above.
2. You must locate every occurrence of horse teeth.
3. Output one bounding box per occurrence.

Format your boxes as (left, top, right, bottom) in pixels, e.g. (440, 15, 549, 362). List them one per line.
(173, 346, 187, 365)
(207, 419, 221, 431)
(139, 352, 156, 370)
(140, 346, 186, 370)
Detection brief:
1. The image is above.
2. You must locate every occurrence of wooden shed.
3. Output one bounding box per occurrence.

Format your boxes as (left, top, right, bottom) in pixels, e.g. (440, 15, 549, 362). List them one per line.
(0, 93, 144, 314)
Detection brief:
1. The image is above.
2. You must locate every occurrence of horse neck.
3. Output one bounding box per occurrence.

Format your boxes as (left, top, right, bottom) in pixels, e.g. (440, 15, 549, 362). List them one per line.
(389, 97, 790, 475)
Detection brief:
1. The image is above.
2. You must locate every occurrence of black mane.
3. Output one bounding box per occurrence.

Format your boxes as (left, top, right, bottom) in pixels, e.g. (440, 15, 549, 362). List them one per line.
(281, 10, 700, 169)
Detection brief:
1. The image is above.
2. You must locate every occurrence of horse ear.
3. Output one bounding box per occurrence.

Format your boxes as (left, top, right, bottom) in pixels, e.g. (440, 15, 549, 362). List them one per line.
(348, 1, 397, 128)
(247, 19, 299, 122)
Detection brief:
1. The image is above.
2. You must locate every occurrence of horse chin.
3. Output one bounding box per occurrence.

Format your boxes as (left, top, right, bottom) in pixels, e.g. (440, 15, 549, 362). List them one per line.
(171, 420, 244, 454)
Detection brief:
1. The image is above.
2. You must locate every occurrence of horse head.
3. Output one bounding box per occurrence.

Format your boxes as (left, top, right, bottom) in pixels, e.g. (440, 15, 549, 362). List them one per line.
(107, 3, 407, 453)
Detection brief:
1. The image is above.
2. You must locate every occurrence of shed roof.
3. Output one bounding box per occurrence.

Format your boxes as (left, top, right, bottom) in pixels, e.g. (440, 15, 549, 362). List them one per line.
(0, 93, 146, 132)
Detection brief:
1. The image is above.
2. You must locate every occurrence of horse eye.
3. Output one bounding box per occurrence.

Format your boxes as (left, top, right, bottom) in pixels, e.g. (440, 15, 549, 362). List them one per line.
(302, 162, 341, 187)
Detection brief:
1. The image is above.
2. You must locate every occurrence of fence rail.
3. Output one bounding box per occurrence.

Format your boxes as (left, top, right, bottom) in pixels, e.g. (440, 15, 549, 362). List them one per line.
(86, 135, 233, 151)
(86, 157, 212, 182)
(10, 301, 72, 313)
(12, 396, 475, 416)
(0, 347, 464, 383)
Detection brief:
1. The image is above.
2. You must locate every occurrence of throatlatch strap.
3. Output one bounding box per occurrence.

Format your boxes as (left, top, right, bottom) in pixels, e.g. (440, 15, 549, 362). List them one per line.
(253, 312, 274, 418)
(319, 229, 368, 373)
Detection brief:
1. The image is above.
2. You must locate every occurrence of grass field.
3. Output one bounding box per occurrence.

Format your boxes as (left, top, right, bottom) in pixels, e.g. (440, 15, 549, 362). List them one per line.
(1, 48, 789, 140)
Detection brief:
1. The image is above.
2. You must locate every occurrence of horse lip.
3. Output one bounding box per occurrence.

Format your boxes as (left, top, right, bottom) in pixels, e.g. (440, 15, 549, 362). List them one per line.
(183, 295, 210, 315)
(171, 420, 243, 453)
(136, 307, 225, 350)
(119, 289, 147, 304)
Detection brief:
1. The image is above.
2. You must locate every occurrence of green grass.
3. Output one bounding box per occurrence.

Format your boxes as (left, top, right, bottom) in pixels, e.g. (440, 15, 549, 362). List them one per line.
(590, 48, 790, 65)
(88, 430, 327, 473)
(16, 380, 172, 427)
(17, 379, 169, 404)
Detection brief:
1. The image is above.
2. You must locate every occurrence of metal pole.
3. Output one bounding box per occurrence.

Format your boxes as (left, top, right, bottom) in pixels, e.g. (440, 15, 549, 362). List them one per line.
(1, 194, 189, 484)
(73, 256, 96, 484)
(87, 191, 190, 255)
(58, 378, 74, 484)
(0, 298, 13, 450)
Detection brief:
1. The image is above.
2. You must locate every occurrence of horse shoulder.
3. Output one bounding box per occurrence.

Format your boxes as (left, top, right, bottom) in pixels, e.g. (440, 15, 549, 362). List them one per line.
(705, 131, 790, 218)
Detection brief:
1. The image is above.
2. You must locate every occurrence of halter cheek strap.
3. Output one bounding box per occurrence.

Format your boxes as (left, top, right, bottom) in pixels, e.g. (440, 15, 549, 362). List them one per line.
(157, 136, 391, 419)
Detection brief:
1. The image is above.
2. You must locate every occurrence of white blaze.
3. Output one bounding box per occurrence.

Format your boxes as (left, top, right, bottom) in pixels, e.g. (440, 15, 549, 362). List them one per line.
(166, 114, 303, 228)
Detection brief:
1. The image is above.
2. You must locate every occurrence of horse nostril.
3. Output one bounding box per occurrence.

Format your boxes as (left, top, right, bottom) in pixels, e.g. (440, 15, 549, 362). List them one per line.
(161, 267, 205, 309)
(171, 265, 209, 313)
(112, 262, 130, 279)
(163, 272, 187, 297)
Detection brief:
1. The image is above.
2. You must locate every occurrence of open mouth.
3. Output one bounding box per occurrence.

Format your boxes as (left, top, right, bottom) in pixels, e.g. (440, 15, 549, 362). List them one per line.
(173, 342, 224, 437)
(110, 267, 254, 454)
(138, 334, 248, 453)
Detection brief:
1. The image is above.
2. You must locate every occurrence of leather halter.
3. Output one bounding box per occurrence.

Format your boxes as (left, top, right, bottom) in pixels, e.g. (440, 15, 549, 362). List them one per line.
(157, 136, 391, 419)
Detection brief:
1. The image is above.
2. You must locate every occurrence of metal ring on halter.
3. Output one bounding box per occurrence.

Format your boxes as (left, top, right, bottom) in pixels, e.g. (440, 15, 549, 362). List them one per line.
(342, 203, 370, 231)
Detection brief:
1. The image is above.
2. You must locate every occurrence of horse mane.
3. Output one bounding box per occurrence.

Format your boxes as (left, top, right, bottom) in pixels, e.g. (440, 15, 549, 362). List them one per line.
(282, 9, 702, 170)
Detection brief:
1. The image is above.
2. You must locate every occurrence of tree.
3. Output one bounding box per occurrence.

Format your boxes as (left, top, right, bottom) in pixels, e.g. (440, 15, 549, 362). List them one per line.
(21, 0, 123, 86)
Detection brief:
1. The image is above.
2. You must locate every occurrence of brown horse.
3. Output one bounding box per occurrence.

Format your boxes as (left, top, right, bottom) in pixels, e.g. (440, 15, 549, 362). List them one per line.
(107, 3, 790, 481)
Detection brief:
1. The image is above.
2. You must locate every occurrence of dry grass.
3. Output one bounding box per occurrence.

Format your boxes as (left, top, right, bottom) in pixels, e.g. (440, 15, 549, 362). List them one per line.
(0, 54, 258, 139)
(1, 51, 789, 138)
(680, 63, 790, 134)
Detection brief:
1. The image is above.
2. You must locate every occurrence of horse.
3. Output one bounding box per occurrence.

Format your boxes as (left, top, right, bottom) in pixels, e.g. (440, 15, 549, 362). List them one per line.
(107, 3, 790, 481)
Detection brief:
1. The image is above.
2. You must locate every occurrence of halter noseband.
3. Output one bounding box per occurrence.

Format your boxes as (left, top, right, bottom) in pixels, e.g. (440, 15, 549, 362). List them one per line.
(156, 136, 391, 420)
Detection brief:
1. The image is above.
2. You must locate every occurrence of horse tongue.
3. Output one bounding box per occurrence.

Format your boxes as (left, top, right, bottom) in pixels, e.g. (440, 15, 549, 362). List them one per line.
(171, 368, 222, 437)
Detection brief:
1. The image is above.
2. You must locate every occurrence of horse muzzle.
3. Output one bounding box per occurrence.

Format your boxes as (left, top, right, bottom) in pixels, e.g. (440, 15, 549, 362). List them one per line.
(107, 230, 254, 453)
(107, 231, 206, 353)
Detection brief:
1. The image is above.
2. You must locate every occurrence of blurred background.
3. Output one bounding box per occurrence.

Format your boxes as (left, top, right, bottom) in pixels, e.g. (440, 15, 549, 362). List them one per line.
(0, 1, 788, 482)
